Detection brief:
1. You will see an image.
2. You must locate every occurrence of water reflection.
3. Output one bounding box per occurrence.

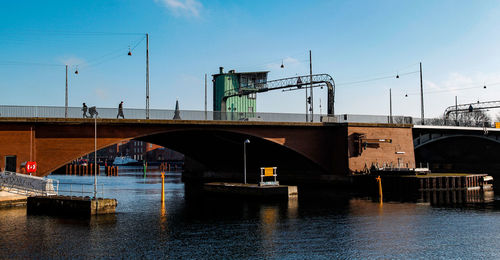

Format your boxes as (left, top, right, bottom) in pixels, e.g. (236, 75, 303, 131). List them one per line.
(259, 205, 279, 253)
(416, 189, 493, 205)
(287, 197, 298, 219)
(160, 201, 168, 233)
(2, 168, 500, 258)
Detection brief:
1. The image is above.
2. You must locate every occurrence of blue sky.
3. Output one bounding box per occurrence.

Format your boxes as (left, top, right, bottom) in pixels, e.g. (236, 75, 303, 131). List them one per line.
(2, 0, 500, 118)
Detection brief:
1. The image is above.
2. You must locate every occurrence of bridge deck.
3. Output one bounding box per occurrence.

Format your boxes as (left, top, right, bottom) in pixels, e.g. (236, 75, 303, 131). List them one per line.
(0, 117, 413, 129)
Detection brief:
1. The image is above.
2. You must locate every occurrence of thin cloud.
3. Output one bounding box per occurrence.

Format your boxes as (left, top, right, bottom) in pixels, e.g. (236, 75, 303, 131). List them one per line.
(443, 72, 474, 89)
(95, 88, 109, 100)
(154, 0, 203, 17)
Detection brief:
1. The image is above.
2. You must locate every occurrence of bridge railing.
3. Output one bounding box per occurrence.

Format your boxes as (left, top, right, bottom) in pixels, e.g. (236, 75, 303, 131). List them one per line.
(0, 105, 491, 126)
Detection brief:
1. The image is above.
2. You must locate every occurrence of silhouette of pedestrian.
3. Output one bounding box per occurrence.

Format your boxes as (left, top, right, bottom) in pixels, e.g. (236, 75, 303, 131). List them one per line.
(82, 103, 88, 118)
(88, 106, 98, 118)
(117, 101, 125, 119)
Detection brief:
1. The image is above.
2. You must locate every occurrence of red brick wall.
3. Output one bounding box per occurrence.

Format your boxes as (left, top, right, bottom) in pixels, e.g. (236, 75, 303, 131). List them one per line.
(347, 124, 415, 173)
(0, 119, 415, 177)
(0, 125, 33, 172)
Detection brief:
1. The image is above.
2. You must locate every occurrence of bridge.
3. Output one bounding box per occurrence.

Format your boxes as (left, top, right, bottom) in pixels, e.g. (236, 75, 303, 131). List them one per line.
(0, 105, 498, 184)
(0, 106, 417, 184)
(413, 125, 500, 175)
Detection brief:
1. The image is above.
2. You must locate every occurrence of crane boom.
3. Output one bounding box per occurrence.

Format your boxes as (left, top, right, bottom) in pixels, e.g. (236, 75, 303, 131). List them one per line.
(444, 100, 500, 118)
(222, 74, 336, 115)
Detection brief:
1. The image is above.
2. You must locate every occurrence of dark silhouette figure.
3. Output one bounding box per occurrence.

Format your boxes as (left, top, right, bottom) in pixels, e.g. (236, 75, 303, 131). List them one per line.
(88, 106, 98, 118)
(117, 101, 124, 119)
(82, 103, 88, 118)
(173, 100, 181, 120)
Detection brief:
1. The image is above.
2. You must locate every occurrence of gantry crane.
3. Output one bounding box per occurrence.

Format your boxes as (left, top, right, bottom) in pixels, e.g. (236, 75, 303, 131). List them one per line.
(444, 100, 500, 119)
(221, 74, 336, 116)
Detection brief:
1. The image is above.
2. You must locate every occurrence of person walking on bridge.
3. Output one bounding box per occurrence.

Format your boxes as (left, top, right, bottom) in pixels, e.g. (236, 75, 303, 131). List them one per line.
(82, 103, 88, 118)
(117, 101, 125, 119)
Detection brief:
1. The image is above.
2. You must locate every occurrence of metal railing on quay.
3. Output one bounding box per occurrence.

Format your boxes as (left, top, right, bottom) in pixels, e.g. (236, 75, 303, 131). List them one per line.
(0, 171, 59, 196)
(0, 105, 492, 127)
(57, 182, 105, 198)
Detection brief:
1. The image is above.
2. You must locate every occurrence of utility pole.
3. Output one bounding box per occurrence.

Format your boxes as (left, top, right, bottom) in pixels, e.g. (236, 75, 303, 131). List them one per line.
(309, 50, 314, 122)
(389, 88, 393, 124)
(243, 139, 250, 184)
(93, 116, 97, 200)
(205, 74, 207, 120)
(305, 88, 308, 122)
(65, 65, 68, 118)
(146, 33, 150, 119)
(420, 62, 424, 125)
(455, 96, 458, 126)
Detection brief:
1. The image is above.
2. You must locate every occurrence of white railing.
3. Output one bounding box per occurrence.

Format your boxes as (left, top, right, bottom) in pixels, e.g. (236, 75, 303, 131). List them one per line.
(0, 105, 417, 123)
(0, 171, 58, 196)
(0, 105, 490, 126)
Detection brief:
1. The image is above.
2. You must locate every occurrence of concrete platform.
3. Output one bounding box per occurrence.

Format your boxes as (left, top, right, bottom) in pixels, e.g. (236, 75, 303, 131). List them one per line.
(0, 191, 27, 208)
(27, 196, 117, 216)
(203, 182, 298, 199)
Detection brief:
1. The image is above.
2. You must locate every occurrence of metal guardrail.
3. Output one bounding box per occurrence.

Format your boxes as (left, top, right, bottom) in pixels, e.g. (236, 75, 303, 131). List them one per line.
(0, 105, 416, 124)
(0, 171, 58, 196)
(0, 105, 490, 126)
(57, 183, 104, 198)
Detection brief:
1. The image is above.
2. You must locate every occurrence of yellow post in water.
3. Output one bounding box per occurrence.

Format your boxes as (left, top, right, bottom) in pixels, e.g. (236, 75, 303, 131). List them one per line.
(376, 175, 383, 204)
(161, 171, 165, 203)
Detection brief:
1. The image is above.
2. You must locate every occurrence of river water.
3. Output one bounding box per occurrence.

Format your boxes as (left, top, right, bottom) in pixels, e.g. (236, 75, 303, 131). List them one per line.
(1, 168, 500, 259)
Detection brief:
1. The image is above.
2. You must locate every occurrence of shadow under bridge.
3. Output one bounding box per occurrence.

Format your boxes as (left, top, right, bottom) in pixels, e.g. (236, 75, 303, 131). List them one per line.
(137, 129, 327, 183)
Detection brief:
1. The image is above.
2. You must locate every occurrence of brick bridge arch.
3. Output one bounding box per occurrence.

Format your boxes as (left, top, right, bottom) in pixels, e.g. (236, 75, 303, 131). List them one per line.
(0, 118, 415, 183)
(0, 118, 342, 178)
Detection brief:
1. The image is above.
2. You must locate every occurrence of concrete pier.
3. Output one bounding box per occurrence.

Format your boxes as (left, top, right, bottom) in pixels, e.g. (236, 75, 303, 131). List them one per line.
(27, 196, 117, 216)
(0, 191, 27, 208)
(203, 182, 298, 199)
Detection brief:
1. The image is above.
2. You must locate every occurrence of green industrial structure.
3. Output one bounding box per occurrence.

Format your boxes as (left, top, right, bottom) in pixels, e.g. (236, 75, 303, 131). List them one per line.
(213, 67, 268, 120)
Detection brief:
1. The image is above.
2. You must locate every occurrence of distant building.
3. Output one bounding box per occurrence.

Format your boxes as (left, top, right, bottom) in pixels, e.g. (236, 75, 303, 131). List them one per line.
(212, 67, 268, 119)
(118, 140, 183, 162)
(88, 140, 183, 163)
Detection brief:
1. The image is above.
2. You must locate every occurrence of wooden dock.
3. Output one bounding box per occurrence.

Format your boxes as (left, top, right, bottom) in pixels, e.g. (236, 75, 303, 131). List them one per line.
(353, 173, 494, 204)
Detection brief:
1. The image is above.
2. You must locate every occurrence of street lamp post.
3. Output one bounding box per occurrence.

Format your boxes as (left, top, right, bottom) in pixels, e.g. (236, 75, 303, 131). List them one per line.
(420, 62, 425, 125)
(130, 33, 150, 119)
(146, 33, 150, 119)
(243, 139, 250, 184)
(65, 65, 68, 118)
(389, 88, 393, 124)
(94, 115, 97, 199)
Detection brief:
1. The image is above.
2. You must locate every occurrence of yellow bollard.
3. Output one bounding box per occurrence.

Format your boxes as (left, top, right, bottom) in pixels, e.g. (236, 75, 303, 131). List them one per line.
(376, 175, 383, 204)
(161, 171, 165, 203)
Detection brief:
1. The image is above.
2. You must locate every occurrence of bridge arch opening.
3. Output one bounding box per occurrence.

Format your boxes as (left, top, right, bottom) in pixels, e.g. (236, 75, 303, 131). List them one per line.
(136, 129, 327, 183)
(415, 135, 500, 174)
(49, 128, 327, 183)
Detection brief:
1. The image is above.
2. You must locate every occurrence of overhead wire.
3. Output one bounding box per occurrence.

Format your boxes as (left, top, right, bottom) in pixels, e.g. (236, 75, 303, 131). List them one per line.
(405, 83, 500, 96)
(233, 50, 309, 71)
(336, 71, 419, 87)
(334, 62, 420, 84)
(0, 30, 145, 36)
(0, 34, 145, 72)
(0, 61, 64, 67)
(73, 35, 146, 70)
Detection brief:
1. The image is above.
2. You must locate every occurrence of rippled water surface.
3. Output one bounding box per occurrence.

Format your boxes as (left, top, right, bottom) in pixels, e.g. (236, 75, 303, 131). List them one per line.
(2, 168, 500, 259)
